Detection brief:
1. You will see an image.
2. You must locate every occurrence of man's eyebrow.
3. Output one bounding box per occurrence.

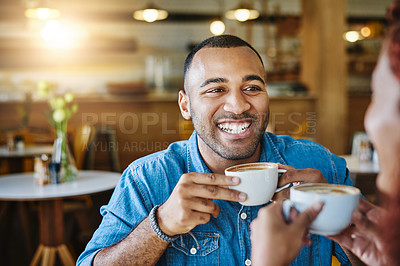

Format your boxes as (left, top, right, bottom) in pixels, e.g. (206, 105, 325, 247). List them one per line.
(243, 75, 265, 85)
(200, 77, 227, 88)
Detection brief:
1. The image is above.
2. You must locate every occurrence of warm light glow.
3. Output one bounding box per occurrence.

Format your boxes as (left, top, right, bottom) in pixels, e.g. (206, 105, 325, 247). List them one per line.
(40, 20, 86, 49)
(133, 8, 168, 22)
(226, 8, 259, 22)
(25, 8, 60, 20)
(344, 31, 360, 43)
(235, 9, 250, 22)
(360, 26, 371, 38)
(143, 9, 159, 22)
(210, 20, 225, 35)
(41, 20, 60, 41)
(235, 9, 250, 21)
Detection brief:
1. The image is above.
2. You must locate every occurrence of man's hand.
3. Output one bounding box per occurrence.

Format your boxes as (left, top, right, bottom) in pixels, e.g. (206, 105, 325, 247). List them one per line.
(273, 164, 327, 202)
(251, 201, 324, 266)
(157, 173, 247, 236)
(328, 198, 392, 266)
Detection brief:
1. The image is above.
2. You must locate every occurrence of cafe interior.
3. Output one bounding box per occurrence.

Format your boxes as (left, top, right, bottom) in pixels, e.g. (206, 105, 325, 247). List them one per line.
(0, 0, 392, 265)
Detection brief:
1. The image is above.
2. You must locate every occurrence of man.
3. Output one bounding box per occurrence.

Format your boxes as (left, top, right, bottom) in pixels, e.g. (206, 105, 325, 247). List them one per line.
(77, 35, 352, 265)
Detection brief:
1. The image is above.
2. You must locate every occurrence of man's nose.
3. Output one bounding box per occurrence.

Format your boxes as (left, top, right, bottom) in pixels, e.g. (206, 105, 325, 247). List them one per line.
(223, 91, 251, 114)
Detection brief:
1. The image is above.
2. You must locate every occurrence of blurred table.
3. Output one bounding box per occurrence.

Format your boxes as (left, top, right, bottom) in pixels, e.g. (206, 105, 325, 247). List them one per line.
(342, 155, 380, 174)
(0, 145, 53, 173)
(341, 155, 380, 202)
(0, 145, 53, 158)
(0, 170, 120, 266)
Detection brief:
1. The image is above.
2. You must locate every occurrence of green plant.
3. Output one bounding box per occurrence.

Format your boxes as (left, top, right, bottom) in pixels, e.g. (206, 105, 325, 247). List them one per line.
(37, 81, 78, 182)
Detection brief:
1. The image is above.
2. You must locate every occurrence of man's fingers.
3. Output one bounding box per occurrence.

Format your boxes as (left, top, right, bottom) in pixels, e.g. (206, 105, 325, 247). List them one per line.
(177, 173, 247, 202)
(182, 210, 212, 227)
(278, 168, 327, 187)
(277, 163, 295, 170)
(189, 184, 247, 202)
(184, 198, 221, 218)
(276, 164, 294, 187)
(292, 202, 324, 229)
(188, 172, 241, 186)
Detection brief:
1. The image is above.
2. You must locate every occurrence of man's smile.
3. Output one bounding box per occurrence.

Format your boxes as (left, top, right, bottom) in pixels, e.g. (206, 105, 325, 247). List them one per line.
(217, 121, 252, 135)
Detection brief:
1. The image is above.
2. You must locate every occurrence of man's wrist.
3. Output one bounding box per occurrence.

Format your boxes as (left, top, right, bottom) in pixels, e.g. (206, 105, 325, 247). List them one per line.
(149, 205, 179, 242)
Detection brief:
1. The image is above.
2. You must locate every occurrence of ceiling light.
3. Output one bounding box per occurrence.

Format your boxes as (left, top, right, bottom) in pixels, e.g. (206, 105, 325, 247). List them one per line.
(344, 31, 361, 43)
(40, 20, 87, 49)
(360, 26, 372, 38)
(133, 3, 168, 23)
(225, 3, 259, 22)
(24, 0, 60, 20)
(210, 20, 225, 35)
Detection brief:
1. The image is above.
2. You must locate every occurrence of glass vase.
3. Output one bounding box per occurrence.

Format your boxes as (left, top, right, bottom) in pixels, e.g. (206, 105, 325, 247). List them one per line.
(52, 128, 77, 183)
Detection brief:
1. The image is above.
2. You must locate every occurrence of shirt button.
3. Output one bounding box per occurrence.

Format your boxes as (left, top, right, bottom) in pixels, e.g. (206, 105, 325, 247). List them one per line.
(245, 259, 252, 265)
(240, 212, 247, 220)
(190, 247, 197, 255)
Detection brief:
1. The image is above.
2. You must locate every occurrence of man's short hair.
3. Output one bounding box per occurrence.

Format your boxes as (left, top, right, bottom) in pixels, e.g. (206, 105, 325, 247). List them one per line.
(184, 35, 264, 82)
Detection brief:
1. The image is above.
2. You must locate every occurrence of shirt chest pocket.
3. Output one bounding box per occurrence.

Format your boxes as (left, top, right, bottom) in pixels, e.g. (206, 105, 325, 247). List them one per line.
(167, 231, 220, 265)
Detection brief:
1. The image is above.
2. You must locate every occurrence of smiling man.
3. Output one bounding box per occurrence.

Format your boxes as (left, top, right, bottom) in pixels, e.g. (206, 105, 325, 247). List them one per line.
(180, 44, 269, 168)
(77, 35, 353, 265)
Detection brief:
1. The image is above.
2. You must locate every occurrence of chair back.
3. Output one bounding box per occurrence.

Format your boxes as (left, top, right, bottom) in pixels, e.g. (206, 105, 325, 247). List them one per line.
(73, 125, 96, 170)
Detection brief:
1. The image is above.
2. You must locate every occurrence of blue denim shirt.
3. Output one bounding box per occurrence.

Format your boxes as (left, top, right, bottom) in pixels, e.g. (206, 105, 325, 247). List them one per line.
(77, 132, 352, 266)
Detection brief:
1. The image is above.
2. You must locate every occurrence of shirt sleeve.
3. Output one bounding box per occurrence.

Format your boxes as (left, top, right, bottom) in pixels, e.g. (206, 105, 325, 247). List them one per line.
(330, 153, 354, 187)
(76, 165, 152, 265)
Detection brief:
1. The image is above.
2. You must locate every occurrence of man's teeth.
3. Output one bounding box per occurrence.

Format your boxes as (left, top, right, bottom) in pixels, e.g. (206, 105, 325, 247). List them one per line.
(218, 122, 251, 134)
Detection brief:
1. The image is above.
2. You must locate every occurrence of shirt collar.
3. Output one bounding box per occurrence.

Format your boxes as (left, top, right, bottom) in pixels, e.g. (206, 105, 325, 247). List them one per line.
(186, 131, 286, 173)
(187, 131, 211, 173)
(262, 133, 287, 164)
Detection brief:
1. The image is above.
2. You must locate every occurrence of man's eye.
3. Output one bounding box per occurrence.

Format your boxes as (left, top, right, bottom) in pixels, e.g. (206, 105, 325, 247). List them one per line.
(244, 86, 262, 92)
(207, 88, 224, 93)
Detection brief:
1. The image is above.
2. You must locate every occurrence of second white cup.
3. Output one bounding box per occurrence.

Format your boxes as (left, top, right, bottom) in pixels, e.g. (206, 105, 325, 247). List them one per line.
(282, 183, 360, 235)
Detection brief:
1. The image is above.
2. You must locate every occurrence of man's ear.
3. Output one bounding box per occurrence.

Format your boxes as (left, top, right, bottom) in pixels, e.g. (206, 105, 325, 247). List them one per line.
(178, 90, 191, 120)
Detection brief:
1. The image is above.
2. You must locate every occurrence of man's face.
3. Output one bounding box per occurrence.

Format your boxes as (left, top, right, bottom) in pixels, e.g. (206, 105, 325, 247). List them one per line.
(182, 46, 269, 160)
(365, 47, 400, 195)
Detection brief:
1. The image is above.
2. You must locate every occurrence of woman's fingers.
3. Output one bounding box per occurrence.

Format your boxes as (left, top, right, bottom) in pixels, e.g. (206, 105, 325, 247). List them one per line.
(357, 197, 378, 213)
(292, 201, 324, 229)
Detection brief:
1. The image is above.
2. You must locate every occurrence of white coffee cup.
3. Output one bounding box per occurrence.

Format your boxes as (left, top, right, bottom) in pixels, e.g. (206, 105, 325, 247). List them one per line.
(283, 183, 360, 235)
(225, 162, 286, 206)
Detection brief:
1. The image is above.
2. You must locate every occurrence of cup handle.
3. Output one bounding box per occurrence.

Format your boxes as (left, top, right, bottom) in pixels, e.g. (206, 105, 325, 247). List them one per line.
(275, 183, 292, 193)
(275, 169, 289, 193)
(282, 199, 295, 222)
(278, 169, 287, 174)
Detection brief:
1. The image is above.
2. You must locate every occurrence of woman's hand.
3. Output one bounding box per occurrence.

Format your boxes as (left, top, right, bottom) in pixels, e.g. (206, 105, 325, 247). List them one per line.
(250, 201, 323, 266)
(328, 198, 392, 266)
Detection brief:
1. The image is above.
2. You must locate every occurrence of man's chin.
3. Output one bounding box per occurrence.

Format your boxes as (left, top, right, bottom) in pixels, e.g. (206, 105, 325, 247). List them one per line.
(215, 145, 258, 160)
(218, 153, 255, 161)
(197, 129, 261, 160)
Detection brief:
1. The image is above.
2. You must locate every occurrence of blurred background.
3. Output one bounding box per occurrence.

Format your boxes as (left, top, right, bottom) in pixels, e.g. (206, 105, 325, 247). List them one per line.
(0, 0, 392, 158)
